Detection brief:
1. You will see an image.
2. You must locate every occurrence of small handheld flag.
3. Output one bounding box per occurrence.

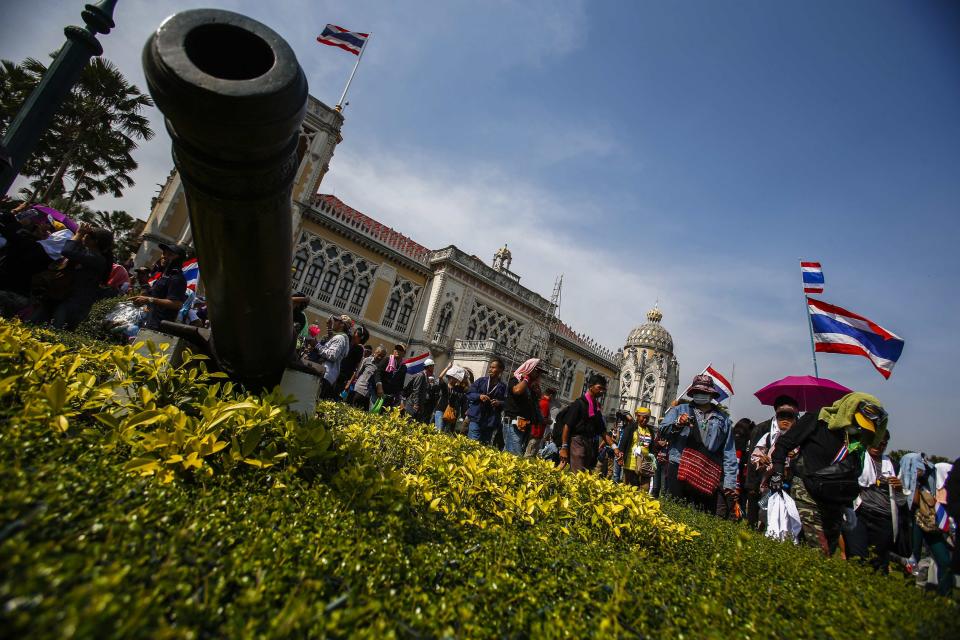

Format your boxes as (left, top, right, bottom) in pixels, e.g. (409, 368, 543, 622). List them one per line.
(801, 261, 824, 294)
(182, 257, 200, 292)
(317, 25, 369, 55)
(807, 297, 904, 379)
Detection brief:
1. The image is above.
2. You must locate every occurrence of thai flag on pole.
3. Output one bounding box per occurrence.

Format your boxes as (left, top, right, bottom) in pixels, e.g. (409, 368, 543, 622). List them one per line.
(182, 258, 200, 292)
(698, 363, 735, 402)
(801, 261, 825, 294)
(808, 297, 905, 379)
(403, 352, 431, 375)
(317, 25, 369, 55)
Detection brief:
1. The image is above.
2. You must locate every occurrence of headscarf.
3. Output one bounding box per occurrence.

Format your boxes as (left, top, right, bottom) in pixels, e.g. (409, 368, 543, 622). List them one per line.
(898, 452, 935, 506)
(385, 355, 398, 373)
(513, 358, 540, 380)
(817, 391, 887, 446)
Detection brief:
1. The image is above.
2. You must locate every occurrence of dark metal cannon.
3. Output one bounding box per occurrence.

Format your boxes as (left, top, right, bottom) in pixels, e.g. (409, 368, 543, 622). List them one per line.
(142, 9, 308, 389)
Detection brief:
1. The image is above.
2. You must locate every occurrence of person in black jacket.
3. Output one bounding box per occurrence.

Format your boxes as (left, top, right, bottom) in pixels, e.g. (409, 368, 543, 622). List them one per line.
(558, 374, 619, 472)
(131, 243, 187, 330)
(770, 392, 887, 556)
(374, 343, 407, 408)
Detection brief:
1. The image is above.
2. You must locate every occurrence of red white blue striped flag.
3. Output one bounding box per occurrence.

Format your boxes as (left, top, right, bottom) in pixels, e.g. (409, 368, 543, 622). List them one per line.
(801, 261, 824, 294)
(317, 24, 369, 56)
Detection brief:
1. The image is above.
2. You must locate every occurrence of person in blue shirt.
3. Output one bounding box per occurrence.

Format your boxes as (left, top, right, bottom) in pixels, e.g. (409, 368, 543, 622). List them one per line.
(659, 374, 738, 513)
(465, 357, 507, 445)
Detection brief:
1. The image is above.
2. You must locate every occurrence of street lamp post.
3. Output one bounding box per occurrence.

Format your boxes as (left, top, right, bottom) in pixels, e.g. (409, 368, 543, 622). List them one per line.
(0, 0, 119, 197)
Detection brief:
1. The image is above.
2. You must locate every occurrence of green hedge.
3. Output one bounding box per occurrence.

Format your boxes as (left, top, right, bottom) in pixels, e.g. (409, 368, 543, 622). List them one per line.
(0, 320, 955, 638)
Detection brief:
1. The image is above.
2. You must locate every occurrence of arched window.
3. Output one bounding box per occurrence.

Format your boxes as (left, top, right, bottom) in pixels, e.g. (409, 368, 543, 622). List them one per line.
(303, 255, 324, 296)
(477, 326, 488, 340)
(292, 248, 309, 285)
(436, 303, 453, 337)
(396, 299, 414, 333)
(466, 319, 477, 340)
(319, 263, 339, 300)
(350, 278, 369, 315)
(383, 291, 401, 328)
(334, 270, 354, 308)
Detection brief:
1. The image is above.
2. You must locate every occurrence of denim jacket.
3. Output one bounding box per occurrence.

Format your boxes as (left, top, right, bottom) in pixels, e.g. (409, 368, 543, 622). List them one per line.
(659, 403, 738, 490)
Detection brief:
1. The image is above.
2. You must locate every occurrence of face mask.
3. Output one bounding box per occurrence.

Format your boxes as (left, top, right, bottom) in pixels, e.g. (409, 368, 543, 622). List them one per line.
(691, 393, 712, 405)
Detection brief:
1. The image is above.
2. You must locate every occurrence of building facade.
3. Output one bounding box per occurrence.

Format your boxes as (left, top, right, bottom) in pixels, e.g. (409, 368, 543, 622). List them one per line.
(136, 94, 625, 414)
(615, 305, 680, 422)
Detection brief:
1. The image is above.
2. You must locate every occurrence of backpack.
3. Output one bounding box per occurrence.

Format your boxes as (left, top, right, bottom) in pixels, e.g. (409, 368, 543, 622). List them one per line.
(803, 443, 862, 506)
(551, 398, 585, 447)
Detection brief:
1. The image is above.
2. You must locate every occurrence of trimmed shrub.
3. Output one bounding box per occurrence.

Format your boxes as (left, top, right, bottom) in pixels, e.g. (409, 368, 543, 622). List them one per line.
(0, 320, 955, 638)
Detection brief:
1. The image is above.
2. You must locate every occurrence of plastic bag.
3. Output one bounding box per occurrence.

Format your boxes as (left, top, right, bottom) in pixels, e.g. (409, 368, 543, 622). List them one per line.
(103, 302, 145, 330)
(369, 396, 384, 414)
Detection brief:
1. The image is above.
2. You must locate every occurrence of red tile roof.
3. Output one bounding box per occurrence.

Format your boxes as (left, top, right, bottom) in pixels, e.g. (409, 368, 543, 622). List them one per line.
(312, 194, 431, 263)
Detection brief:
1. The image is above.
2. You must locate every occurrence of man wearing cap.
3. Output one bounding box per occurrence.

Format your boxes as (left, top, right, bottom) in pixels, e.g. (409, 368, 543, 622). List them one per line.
(769, 392, 887, 556)
(131, 243, 187, 330)
(402, 357, 435, 421)
(659, 374, 738, 512)
(310, 314, 353, 399)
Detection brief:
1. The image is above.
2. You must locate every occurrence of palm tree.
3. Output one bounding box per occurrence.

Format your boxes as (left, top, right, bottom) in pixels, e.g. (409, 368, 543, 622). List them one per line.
(0, 56, 154, 205)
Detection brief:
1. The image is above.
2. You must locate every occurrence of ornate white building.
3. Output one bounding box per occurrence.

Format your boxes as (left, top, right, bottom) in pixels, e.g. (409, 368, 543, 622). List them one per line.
(136, 94, 629, 414)
(616, 305, 680, 422)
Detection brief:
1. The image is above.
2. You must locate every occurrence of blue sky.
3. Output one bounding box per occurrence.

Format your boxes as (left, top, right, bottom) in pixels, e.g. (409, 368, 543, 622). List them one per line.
(3, 1, 959, 457)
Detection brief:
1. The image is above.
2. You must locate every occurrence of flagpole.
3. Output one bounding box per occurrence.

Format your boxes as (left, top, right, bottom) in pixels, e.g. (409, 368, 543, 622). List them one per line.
(730, 361, 735, 414)
(336, 33, 370, 112)
(800, 259, 820, 378)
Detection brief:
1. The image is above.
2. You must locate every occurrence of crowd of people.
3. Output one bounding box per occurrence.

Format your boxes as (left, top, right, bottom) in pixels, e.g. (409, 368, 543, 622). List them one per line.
(4, 201, 956, 597)
(0, 201, 206, 333)
(307, 328, 959, 597)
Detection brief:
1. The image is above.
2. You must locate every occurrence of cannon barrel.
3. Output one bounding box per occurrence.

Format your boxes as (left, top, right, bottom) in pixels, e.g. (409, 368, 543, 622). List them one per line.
(143, 9, 308, 389)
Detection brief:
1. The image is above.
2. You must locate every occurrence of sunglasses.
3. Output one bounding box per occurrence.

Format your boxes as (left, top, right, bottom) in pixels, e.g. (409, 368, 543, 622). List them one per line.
(775, 410, 798, 421)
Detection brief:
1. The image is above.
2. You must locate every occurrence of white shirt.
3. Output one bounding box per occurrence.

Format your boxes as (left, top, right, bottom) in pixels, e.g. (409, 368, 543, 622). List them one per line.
(316, 333, 349, 385)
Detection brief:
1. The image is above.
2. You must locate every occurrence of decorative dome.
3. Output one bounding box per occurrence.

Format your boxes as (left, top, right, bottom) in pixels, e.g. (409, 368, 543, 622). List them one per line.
(625, 304, 673, 353)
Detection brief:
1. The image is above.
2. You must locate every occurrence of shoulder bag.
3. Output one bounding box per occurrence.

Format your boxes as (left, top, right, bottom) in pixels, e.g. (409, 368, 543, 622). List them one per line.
(677, 409, 723, 495)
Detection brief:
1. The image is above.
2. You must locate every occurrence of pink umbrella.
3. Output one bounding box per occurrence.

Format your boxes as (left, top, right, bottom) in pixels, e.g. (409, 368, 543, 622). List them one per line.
(29, 205, 78, 233)
(754, 375, 852, 412)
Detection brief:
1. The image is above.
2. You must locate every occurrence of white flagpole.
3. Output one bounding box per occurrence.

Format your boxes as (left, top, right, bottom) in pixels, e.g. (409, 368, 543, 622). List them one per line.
(336, 34, 371, 112)
(800, 259, 820, 378)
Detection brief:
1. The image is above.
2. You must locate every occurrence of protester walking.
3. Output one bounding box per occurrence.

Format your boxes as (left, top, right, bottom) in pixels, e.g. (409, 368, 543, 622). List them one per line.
(524, 387, 555, 459)
(769, 392, 886, 556)
(501, 358, 544, 456)
(402, 358, 435, 421)
(621, 407, 656, 491)
(309, 314, 352, 399)
(375, 343, 408, 409)
(434, 364, 467, 434)
(659, 374, 738, 513)
(557, 374, 618, 472)
(465, 357, 507, 445)
(846, 431, 904, 573)
(350, 345, 385, 409)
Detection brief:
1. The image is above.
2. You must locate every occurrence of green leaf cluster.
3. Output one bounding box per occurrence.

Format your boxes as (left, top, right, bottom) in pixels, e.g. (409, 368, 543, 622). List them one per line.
(0, 319, 955, 638)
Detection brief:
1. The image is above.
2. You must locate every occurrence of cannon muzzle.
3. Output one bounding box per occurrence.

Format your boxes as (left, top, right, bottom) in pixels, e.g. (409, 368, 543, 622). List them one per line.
(143, 9, 308, 389)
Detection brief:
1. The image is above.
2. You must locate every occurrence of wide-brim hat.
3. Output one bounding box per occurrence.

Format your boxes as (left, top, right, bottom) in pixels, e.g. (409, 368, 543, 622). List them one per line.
(688, 374, 719, 396)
